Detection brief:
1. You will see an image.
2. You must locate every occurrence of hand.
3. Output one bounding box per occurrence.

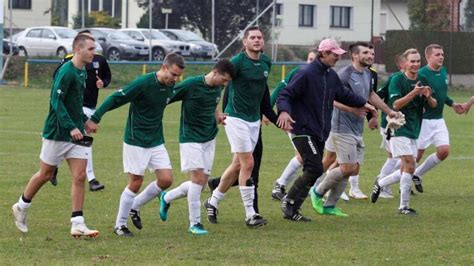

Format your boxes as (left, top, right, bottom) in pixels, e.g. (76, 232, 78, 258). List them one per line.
(421, 86, 432, 98)
(368, 117, 378, 130)
(85, 120, 99, 134)
(276, 111, 295, 132)
(461, 97, 473, 114)
(70, 128, 83, 141)
(96, 77, 104, 89)
(215, 112, 227, 125)
(413, 82, 425, 96)
(387, 109, 398, 118)
(261, 115, 270, 126)
(452, 103, 465, 114)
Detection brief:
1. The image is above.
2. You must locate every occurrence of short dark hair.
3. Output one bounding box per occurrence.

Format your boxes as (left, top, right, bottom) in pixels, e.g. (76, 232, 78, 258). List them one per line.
(348, 42, 370, 55)
(163, 53, 185, 69)
(425, 44, 443, 57)
(72, 34, 95, 50)
(77, 29, 91, 35)
(213, 59, 235, 79)
(243, 26, 262, 39)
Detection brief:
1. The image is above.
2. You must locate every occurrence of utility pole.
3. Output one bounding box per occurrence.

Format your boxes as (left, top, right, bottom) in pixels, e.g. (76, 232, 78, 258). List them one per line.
(149, 0, 153, 61)
(81, 0, 85, 28)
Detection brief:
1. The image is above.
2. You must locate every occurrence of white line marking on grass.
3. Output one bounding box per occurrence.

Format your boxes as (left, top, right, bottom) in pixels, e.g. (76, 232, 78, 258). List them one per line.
(0, 129, 41, 135)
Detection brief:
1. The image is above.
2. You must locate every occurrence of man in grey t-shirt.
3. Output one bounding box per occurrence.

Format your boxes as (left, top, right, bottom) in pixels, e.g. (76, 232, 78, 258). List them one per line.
(310, 42, 397, 217)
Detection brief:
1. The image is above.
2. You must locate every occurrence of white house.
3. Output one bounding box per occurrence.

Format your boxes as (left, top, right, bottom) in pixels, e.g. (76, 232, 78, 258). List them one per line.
(274, 0, 382, 45)
(3, 0, 51, 29)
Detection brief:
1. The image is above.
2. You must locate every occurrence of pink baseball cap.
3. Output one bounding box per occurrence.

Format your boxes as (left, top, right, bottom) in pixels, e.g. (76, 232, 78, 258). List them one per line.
(318, 38, 346, 55)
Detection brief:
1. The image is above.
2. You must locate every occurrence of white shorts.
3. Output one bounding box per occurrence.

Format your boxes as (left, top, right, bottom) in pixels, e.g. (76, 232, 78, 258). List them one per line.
(224, 116, 260, 153)
(379, 127, 392, 153)
(180, 139, 216, 175)
(327, 132, 365, 164)
(325, 132, 336, 153)
(40, 138, 89, 166)
(82, 107, 95, 118)
(390, 137, 417, 158)
(417, 119, 450, 149)
(123, 142, 172, 176)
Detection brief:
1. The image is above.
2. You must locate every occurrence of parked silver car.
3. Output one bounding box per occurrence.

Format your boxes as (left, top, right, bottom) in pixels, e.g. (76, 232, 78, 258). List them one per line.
(120, 28, 191, 61)
(13, 26, 103, 57)
(160, 29, 218, 59)
(84, 28, 149, 61)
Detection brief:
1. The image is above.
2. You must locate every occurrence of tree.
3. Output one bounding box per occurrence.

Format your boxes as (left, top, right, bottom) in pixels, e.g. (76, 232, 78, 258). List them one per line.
(136, 0, 273, 56)
(464, 0, 474, 31)
(408, 0, 450, 31)
(73, 11, 120, 28)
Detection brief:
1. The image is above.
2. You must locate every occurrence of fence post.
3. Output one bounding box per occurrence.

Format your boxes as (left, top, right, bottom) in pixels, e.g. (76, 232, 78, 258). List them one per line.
(142, 64, 147, 74)
(24, 61, 28, 88)
(281, 65, 286, 81)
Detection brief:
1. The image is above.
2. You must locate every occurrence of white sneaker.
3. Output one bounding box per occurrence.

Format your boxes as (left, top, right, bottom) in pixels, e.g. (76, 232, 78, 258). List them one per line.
(379, 187, 394, 199)
(71, 222, 99, 238)
(12, 203, 28, 233)
(340, 191, 350, 202)
(349, 188, 368, 199)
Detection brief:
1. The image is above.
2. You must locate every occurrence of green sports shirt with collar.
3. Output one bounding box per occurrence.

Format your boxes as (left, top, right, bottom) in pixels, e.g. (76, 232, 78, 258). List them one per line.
(43, 61, 87, 141)
(91, 72, 173, 148)
(224, 51, 272, 122)
(270, 67, 300, 107)
(419, 65, 453, 119)
(388, 73, 432, 139)
(169, 75, 223, 143)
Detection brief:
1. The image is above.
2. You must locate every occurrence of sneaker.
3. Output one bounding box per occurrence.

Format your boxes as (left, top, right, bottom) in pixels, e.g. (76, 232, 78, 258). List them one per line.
(322, 206, 349, 217)
(412, 175, 423, 193)
(50, 167, 59, 186)
(310, 188, 324, 214)
(245, 214, 267, 228)
(204, 198, 218, 224)
(89, 179, 105, 192)
(349, 188, 368, 199)
(340, 191, 350, 201)
(71, 223, 99, 238)
(188, 223, 208, 235)
(12, 203, 28, 233)
(114, 225, 134, 237)
(130, 209, 142, 230)
(271, 182, 286, 201)
(370, 182, 381, 203)
(398, 206, 417, 216)
(283, 211, 311, 222)
(159, 191, 170, 221)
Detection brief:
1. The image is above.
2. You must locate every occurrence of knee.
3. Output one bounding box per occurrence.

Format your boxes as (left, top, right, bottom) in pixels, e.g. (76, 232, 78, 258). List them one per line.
(303, 161, 324, 180)
(158, 175, 173, 190)
(339, 164, 357, 176)
(72, 170, 86, 183)
(240, 157, 254, 173)
(128, 178, 144, 193)
(437, 147, 449, 161)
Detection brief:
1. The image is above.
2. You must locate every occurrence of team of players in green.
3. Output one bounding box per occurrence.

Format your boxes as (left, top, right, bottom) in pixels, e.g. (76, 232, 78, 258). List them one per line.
(11, 28, 473, 238)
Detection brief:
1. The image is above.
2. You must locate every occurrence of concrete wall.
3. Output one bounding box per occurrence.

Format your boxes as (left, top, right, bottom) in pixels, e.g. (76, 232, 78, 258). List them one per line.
(4, 0, 51, 29)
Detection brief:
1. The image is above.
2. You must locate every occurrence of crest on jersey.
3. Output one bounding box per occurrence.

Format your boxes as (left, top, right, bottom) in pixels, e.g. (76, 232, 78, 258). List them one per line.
(445, 79, 448, 85)
(263, 71, 268, 77)
(216, 96, 221, 103)
(93, 61, 100, 69)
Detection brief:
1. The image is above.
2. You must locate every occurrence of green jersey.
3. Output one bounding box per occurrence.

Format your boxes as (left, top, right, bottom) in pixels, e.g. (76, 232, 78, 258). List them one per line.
(270, 67, 300, 107)
(419, 66, 453, 119)
(169, 75, 223, 143)
(43, 61, 87, 141)
(388, 73, 431, 139)
(91, 72, 173, 148)
(377, 71, 402, 128)
(224, 52, 271, 122)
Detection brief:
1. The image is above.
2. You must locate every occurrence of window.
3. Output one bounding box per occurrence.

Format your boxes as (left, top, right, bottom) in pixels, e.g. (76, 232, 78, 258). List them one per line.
(330, 6, 351, 28)
(8, 0, 31, 9)
(274, 3, 283, 26)
(299, 5, 314, 27)
(91, 0, 100, 11)
(41, 29, 56, 39)
(26, 29, 41, 38)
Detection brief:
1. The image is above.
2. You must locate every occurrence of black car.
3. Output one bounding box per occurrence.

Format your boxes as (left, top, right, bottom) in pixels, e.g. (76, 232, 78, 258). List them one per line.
(3, 39, 19, 55)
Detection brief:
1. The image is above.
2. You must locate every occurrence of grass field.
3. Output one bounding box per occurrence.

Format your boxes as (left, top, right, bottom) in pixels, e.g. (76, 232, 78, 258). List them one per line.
(0, 87, 473, 265)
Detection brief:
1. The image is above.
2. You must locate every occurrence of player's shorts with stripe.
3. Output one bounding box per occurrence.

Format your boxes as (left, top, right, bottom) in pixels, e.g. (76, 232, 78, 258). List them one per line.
(40, 138, 89, 166)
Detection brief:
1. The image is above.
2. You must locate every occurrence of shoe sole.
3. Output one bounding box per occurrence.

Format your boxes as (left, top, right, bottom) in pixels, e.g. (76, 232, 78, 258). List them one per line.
(349, 193, 368, 199)
(71, 231, 100, 238)
(90, 186, 105, 192)
(12, 205, 28, 233)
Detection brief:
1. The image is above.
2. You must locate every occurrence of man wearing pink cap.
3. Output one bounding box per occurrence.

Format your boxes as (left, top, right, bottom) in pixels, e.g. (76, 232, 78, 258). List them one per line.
(276, 38, 371, 221)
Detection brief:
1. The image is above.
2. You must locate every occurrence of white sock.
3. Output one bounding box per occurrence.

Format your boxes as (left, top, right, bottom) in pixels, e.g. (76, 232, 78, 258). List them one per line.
(378, 170, 402, 187)
(276, 157, 302, 186)
(379, 158, 399, 177)
(414, 153, 442, 178)
(240, 186, 256, 219)
(349, 175, 359, 190)
(70, 216, 85, 224)
(209, 189, 225, 209)
(18, 196, 31, 209)
(115, 187, 136, 228)
(85, 147, 96, 182)
(131, 181, 162, 210)
(399, 172, 412, 209)
(188, 182, 203, 226)
(164, 181, 191, 203)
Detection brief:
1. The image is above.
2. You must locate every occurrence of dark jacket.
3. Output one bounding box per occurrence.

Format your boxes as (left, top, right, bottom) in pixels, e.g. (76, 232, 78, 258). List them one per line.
(276, 58, 366, 141)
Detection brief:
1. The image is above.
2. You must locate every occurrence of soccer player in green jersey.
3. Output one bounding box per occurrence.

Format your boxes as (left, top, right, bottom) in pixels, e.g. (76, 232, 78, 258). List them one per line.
(12, 34, 100, 237)
(86, 54, 185, 237)
(205, 26, 271, 228)
(150, 59, 235, 235)
(270, 49, 317, 201)
(371, 48, 437, 215)
(412, 44, 466, 191)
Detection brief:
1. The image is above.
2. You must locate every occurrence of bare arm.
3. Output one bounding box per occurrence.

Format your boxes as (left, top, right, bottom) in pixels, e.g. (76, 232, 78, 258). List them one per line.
(393, 83, 424, 111)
